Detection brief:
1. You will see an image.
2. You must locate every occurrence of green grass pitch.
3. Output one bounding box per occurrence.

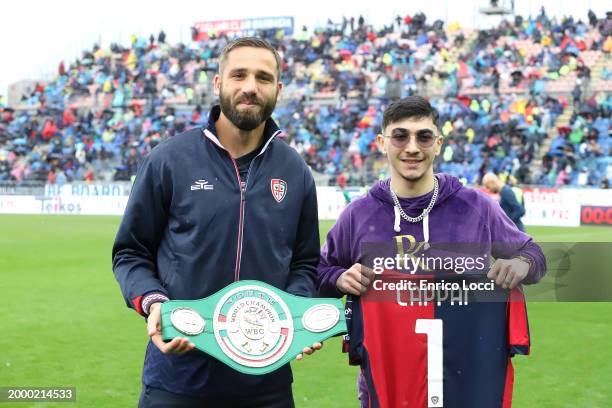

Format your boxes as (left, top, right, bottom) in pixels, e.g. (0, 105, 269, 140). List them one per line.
(0, 215, 610, 407)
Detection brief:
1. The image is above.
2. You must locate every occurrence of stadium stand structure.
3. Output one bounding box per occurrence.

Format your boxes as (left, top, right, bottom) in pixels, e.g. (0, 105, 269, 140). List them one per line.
(0, 8, 610, 187)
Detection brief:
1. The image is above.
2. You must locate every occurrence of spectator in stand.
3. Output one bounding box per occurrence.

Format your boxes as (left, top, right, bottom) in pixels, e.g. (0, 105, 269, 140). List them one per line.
(483, 172, 526, 231)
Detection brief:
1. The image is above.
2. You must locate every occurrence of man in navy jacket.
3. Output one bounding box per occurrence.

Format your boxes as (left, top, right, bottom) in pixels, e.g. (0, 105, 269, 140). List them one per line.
(113, 37, 320, 407)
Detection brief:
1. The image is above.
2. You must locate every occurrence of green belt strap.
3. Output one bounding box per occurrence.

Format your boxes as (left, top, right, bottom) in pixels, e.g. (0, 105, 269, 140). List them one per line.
(161, 280, 347, 375)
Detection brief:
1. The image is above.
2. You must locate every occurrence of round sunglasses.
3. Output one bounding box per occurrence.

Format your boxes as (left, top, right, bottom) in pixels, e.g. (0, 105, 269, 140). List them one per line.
(383, 129, 439, 149)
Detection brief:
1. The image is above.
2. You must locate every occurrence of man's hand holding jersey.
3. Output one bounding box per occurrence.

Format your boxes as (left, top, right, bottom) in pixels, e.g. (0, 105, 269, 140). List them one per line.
(299, 262, 376, 362)
(487, 257, 531, 290)
(336, 263, 376, 296)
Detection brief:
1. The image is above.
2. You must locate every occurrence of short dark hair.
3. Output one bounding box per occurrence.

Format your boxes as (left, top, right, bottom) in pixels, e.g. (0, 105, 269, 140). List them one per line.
(218, 37, 282, 81)
(382, 96, 440, 131)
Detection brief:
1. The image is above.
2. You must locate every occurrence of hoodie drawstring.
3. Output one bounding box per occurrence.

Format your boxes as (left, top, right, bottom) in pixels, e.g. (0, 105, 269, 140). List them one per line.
(423, 213, 430, 250)
(394, 206, 401, 233)
(394, 207, 431, 249)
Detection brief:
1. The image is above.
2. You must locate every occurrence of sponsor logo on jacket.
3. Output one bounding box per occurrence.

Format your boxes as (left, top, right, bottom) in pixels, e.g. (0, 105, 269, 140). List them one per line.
(191, 180, 214, 191)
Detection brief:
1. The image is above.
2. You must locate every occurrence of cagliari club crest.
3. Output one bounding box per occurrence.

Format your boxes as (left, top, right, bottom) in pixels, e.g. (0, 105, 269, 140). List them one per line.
(270, 179, 287, 203)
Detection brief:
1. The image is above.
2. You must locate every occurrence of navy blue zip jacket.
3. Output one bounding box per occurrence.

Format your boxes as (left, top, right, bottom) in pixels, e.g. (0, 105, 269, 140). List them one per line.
(112, 106, 320, 398)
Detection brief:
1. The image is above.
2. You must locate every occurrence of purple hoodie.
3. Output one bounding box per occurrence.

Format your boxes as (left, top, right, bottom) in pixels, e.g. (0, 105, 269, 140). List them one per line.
(318, 174, 546, 297)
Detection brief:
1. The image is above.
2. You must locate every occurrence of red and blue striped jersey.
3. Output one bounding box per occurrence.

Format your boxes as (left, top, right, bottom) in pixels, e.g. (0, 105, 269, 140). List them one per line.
(344, 274, 530, 408)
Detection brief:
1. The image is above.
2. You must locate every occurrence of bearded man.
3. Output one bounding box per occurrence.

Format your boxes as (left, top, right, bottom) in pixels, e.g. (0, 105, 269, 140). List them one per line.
(113, 37, 321, 408)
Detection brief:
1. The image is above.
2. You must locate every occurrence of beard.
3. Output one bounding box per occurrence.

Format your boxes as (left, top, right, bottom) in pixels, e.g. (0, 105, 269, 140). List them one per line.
(219, 85, 278, 131)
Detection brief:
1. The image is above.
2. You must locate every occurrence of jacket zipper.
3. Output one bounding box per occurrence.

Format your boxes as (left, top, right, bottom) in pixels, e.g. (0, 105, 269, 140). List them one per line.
(203, 128, 282, 281)
(227, 132, 282, 281)
(233, 159, 261, 281)
(228, 157, 245, 282)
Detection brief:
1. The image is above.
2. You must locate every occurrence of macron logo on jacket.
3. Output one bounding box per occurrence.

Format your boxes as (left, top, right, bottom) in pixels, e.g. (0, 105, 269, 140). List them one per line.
(191, 180, 214, 191)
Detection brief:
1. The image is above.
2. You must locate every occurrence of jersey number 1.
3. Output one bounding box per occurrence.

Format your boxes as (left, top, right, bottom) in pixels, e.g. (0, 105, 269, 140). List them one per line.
(415, 319, 443, 408)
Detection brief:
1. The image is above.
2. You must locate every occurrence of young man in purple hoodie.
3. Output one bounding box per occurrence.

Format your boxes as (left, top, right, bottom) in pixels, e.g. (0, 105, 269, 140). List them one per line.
(318, 96, 546, 408)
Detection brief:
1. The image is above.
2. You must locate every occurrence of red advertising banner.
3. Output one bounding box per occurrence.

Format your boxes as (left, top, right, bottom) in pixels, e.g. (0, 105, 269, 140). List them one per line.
(194, 17, 294, 40)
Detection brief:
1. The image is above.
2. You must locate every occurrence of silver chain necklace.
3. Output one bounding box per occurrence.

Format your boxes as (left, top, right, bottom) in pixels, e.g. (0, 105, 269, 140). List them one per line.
(390, 176, 439, 223)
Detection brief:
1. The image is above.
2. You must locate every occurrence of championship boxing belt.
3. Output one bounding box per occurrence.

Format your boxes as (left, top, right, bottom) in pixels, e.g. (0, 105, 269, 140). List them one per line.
(161, 280, 347, 375)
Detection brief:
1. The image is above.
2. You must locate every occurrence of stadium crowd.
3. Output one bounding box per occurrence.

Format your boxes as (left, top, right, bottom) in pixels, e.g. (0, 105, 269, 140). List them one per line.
(0, 8, 610, 187)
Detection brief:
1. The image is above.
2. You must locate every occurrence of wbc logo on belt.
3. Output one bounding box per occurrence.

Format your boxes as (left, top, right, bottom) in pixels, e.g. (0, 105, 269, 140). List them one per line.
(213, 285, 294, 368)
(271, 179, 287, 203)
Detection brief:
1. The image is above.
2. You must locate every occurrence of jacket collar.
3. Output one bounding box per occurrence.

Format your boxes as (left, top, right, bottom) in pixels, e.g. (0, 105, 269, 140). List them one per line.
(202, 105, 282, 155)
